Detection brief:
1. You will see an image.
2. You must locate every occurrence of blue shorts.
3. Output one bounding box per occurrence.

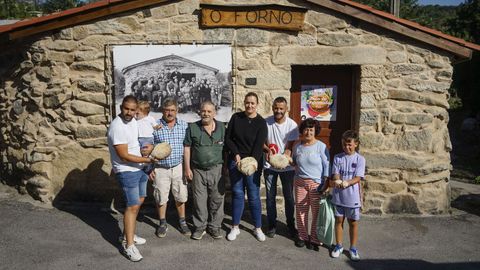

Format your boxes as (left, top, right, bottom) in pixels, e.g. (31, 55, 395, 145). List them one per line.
(334, 205, 361, 221)
(116, 170, 148, 207)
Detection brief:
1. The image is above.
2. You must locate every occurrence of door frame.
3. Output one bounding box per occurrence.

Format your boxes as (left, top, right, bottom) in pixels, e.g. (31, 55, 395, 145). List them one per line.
(289, 65, 361, 154)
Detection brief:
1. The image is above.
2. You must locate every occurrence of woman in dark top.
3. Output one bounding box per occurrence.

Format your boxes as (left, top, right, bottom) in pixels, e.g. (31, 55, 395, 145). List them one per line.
(225, 92, 268, 242)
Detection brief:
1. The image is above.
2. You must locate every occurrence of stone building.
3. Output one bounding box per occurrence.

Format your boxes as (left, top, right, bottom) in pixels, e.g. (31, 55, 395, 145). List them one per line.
(0, 0, 479, 214)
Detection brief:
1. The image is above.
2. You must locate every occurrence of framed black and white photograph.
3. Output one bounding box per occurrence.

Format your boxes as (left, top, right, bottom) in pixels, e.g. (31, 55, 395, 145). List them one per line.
(112, 44, 233, 122)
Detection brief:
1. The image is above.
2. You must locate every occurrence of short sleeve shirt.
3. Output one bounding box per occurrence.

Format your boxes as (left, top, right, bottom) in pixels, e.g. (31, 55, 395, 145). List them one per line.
(331, 152, 366, 208)
(137, 115, 156, 138)
(107, 116, 143, 173)
(153, 118, 187, 168)
(183, 120, 225, 169)
(264, 116, 299, 172)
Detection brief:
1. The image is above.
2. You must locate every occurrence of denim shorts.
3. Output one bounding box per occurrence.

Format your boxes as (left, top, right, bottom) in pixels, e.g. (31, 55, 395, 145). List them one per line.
(116, 170, 148, 207)
(334, 205, 361, 221)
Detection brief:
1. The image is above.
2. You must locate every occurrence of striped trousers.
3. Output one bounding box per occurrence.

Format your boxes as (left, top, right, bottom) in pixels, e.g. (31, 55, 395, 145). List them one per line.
(294, 178, 321, 244)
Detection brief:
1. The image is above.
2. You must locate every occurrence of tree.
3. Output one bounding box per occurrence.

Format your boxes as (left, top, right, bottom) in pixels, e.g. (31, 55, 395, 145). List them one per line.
(448, 0, 480, 44)
(353, 0, 421, 20)
(41, 0, 79, 14)
(448, 0, 480, 113)
(0, 0, 37, 19)
(353, 1, 457, 34)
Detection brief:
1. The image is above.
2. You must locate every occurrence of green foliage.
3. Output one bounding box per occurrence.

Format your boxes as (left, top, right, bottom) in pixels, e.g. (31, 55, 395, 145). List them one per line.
(354, 0, 390, 11)
(450, 0, 480, 114)
(353, 0, 458, 34)
(447, 0, 480, 44)
(448, 88, 463, 110)
(0, 0, 37, 19)
(352, 0, 421, 19)
(474, 176, 480, 185)
(0, 0, 86, 19)
(41, 0, 79, 14)
(414, 5, 457, 34)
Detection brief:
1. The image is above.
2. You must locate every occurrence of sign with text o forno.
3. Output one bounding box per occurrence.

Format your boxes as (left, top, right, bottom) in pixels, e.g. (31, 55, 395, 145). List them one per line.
(200, 4, 307, 31)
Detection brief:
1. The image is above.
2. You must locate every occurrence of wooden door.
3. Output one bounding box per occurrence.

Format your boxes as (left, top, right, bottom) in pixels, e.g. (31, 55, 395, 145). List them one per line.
(290, 65, 359, 158)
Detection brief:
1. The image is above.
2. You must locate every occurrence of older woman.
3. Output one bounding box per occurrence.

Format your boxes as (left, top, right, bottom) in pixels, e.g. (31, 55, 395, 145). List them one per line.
(292, 118, 330, 250)
(225, 92, 268, 242)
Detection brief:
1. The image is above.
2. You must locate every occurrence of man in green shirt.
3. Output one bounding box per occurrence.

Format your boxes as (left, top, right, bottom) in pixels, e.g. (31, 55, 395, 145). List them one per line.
(184, 101, 226, 240)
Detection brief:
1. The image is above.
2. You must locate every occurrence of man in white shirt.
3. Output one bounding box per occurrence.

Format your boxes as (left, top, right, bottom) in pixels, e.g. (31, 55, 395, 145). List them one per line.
(263, 97, 299, 238)
(108, 95, 156, 262)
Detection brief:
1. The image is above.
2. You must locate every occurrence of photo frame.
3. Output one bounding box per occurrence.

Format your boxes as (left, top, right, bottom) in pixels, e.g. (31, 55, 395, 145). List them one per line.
(112, 44, 233, 122)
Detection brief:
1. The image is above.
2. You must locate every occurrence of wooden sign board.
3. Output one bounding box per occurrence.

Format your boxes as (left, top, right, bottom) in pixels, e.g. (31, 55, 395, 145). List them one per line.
(200, 4, 307, 31)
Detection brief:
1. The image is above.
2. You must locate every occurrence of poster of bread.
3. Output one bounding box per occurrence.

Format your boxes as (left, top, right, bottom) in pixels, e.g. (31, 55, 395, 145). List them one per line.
(300, 85, 337, 121)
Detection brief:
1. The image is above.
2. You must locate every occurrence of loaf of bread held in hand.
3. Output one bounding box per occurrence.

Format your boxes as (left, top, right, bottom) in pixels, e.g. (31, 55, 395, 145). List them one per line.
(151, 142, 172, 160)
(237, 157, 258, 176)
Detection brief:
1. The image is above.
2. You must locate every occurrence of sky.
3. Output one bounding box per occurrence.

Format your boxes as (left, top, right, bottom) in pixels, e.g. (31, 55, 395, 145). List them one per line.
(418, 0, 465, 5)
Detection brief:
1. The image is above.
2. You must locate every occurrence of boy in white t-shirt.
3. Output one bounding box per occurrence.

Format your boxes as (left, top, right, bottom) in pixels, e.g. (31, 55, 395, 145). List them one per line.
(136, 101, 157, 174)
(136, 101, 157, 153)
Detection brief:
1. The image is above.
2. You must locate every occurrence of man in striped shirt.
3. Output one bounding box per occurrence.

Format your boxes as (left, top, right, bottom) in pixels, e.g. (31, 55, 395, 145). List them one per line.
(152, 98, 189, 238)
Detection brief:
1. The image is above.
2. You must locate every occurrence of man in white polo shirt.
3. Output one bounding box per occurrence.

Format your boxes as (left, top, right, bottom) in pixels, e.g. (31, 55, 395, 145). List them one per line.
(108, 95, 156, 262)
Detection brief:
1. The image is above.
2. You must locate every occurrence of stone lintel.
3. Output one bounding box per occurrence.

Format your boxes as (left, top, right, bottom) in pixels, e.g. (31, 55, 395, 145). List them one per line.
(272, 46, 386, 65)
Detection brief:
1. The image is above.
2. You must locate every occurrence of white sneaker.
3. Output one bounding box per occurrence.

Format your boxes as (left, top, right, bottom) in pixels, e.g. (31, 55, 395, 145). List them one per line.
(253, 228, 266, 242)
(124, 244, 143, 262)
(227, 227, 240, 241)
(119, 234, 147, 245)
(331, 244, 344, 258)
(349, 248, 360, 261)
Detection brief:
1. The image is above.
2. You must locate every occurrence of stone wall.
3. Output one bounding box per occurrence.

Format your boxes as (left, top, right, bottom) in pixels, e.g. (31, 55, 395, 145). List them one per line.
(0, 0, 453, 214)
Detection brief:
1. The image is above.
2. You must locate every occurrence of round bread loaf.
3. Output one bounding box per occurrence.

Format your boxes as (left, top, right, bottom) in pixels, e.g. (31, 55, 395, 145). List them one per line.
(269, 154, 291, 170)
(151, 142, 172, 160)
(237, 157, 258, 176)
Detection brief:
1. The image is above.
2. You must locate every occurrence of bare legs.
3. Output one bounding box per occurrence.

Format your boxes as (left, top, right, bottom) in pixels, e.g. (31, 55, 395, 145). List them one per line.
(157, 201, 185, 220)
(334, 216, 358, 248)
(124, 197, 145, 246)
